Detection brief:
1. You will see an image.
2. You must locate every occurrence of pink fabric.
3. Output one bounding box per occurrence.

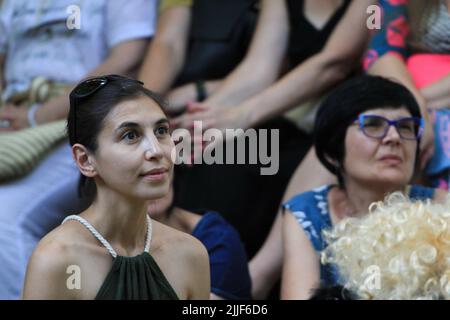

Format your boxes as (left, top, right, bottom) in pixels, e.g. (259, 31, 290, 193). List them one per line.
(407, 54, 450, 89)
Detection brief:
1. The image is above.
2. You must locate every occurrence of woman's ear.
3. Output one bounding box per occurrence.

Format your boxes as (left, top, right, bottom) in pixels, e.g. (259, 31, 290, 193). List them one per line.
(325, 154, 340, 169)
(72, 144, 97, 178)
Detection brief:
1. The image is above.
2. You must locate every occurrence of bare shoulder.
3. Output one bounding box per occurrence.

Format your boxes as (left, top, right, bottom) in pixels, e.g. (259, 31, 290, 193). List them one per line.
(151, 219, 208, 261)
(23, 220, 109, 299)
(150, 220, 210, 299)
(22, 223, 83, 299)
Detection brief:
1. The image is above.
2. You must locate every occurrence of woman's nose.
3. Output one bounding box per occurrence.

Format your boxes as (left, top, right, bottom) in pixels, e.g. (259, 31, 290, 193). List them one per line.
(143, 136, 164, 160)
(383, 125, 401, 143)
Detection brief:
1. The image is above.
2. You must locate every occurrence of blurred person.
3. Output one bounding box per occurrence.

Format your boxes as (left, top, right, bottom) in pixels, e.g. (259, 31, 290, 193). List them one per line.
(281, 75, 447, 299)
(148, 181, 252, 300)
(169, 1, 376, 273)
(366, 0, 450, 188)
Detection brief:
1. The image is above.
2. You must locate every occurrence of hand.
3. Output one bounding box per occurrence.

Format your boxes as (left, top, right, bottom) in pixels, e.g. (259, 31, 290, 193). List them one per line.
(165, 83, 197, 116)
(170, 102, 252, 163)
(171, 101, 252, 133)
(0, 104, 29, 132)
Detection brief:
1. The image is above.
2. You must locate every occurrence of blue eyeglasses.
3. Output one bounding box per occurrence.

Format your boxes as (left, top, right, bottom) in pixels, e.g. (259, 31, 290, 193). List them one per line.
(354, 114, 424, 140)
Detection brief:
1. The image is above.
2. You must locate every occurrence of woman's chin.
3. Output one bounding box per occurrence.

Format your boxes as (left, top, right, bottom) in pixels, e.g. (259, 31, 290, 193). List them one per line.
(371, 175, 410, 190)
(142, 185, 171, 201)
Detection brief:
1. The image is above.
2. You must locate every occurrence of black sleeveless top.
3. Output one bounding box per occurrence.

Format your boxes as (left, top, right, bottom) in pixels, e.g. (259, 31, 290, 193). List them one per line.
(175, 0, 258, 85)
(62, 215, 179, 300)
(286, 0, 351, 68)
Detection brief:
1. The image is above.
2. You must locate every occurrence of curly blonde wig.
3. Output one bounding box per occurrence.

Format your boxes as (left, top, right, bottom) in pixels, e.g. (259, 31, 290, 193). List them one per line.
(322, 192, 450, 300)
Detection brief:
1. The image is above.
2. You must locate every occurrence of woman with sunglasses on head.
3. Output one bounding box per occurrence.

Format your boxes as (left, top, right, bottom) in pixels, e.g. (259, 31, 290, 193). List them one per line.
(0, 0, 157, 300)
(281, 75, 448, 300)
(22, 75, 210, 300)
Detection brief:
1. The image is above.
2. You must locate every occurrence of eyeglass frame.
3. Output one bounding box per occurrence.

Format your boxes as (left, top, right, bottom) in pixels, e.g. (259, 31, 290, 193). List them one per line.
(352, 114, 424, 141)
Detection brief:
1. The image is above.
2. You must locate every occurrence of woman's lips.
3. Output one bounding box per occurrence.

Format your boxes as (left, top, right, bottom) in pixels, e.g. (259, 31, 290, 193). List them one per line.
(379, 155, 402, 165)
(141, 169, 168, 182)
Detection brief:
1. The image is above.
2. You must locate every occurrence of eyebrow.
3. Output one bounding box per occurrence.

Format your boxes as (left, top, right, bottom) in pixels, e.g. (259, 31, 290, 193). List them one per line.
(115, 118, 169, 132)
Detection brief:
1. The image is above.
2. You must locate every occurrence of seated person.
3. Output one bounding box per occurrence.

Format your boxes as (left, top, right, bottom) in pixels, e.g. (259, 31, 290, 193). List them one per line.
(22, 75, 209, 300)
(281, 75, 447, 299)
(322, 191, 450, 300)
(366, 0, 450, 188)
(0, 0, 157, 299)
(148, 181, 252, 300)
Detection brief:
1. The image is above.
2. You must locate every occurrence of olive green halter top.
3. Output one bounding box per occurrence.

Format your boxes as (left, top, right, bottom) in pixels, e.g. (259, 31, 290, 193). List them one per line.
(62, 215, 179, 300)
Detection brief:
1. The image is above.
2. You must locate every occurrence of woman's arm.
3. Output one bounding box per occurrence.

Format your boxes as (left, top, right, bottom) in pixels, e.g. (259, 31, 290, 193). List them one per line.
(421, 74, 450, 110)
(33, 39, 149, 125)
(138, 5, 191, 93)
(172, 0, 375, 131)
(186, 238, 211, 299)
(249, 209, 283, 300)
(203, 0, 290, 108)
(22, 243, 76, 299)
(0, 38, 149, 132)
(281, 212, 320, 300)
(250, 147, 335, 299)
(164, 79, 223, 115)
(240, 0, 376, 126)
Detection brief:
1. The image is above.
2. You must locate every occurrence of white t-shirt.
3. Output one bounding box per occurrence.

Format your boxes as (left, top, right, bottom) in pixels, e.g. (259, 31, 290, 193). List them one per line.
(0, 0, 157, 101)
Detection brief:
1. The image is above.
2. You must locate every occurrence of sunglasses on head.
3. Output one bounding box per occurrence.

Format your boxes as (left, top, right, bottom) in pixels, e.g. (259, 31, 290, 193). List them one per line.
(70, 74, 143, 102)
(69, 75, 144, 143)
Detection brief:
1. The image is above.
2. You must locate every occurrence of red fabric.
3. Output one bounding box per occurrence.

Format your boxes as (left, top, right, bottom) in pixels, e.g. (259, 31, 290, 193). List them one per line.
(407, 54, 450, 89)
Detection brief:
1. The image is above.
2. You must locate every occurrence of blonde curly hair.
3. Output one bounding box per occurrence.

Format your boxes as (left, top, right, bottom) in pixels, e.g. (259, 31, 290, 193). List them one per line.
(322, 192, 450, 300)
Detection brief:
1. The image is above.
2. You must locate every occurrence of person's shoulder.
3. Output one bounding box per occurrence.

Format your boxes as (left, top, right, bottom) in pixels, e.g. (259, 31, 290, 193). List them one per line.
(151, 219, 210, 298)
(23, 223, 88, 299)
(29, 216, 110, 271)
(195, 212, 244, 249)
(283, 185, 331, 212)
(28, 220, 98, 269)
(194, 211, 234, 236)
(32, 222, 83, 261)
(151, 219, 208, 260)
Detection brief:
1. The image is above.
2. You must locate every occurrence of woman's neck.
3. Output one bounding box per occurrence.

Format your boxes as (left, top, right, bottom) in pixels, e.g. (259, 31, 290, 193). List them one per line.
(81, 187, 149, 256)
(331, 180, 404, 222)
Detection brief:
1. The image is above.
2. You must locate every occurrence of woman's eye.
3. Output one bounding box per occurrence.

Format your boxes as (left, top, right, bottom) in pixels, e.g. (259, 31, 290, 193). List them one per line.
(398, 122, 414, 132)
(122, 131, 139, 141)
(363, 117, 385, 127)
(155, 126, 169, 137)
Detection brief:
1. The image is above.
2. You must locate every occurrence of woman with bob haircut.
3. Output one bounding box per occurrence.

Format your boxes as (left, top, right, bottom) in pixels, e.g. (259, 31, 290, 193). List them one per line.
(281, 75, 447, 299)
(22, 75, 210, 300)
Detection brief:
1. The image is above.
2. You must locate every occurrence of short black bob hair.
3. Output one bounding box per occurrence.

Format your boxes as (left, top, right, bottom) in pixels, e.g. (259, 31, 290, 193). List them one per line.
(314, 75, 422, 187)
